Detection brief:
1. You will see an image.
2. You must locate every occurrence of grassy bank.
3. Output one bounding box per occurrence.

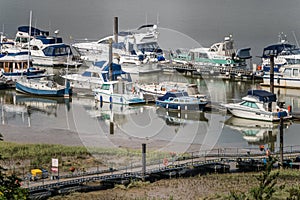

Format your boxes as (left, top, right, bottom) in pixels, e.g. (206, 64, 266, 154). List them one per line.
(49, 169, 300, 200)
(0, 142, 173, 176)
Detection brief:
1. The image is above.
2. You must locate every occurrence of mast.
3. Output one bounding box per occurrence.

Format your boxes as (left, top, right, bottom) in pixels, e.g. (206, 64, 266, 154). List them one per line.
(27, 10, 32, 70)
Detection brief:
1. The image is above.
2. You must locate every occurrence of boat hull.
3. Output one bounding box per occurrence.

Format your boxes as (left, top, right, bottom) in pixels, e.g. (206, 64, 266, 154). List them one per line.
(16, 82, 71, 97)
(225, 106, 292, 122)
(94, 91, 145, 105)
(156, 100, 207, 111)
(262, 76, 300, 89)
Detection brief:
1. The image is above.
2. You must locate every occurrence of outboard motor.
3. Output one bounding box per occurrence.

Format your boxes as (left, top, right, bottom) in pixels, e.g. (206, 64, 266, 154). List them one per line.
(138, 54, 144, 61)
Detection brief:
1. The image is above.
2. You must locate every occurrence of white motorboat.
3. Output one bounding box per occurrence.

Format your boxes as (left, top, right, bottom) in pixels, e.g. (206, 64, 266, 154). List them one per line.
(136, 81, 205, 100)
(62, 61, 131, 92)
(259, 33, 300, 74)
(222, 90, 292, 121)
(261, 64, 300, 89)
(0, 38, 46, 81)
(93, 78, 145, 105)
(155, 91, 208, 111)
(72, 24, 165, 66)
(13, 26, 81, 67)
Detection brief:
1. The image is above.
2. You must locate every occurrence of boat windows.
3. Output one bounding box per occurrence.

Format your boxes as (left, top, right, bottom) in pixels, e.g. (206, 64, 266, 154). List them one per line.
(198, 53, 209, 59)
(209, 44, 220, 52)
(137, 42, 159, 53)
(16, 37, 29, 44)
(189, 52, 195, 60)
(241, 101, 259, 109)
(293, 69, 299, 76)
(32, 46, 39, 50)
(286, 58, 300, 65)
(224, 41, 234, 50)
(283, 68, 292, 76)
(91, 72, 100, 78)
(101, 84, 110, 90)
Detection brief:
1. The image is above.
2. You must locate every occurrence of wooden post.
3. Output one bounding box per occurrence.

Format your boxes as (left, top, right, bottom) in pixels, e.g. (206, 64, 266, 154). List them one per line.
(279, 115, 284, 169)
(109, 38, 113, 81)
(114, 17, 118, 43)
(142, 143, 146, 181)
(269, 55, 274, 94)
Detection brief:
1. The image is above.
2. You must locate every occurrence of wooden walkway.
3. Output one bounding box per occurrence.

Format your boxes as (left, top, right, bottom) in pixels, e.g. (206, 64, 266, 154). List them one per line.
(160, 63, 262, 81)
(27, 148, 300, 199)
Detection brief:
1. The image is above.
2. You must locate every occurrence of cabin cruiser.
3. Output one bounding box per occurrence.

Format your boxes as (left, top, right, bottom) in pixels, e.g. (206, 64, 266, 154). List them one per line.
(93, 78, 145, 105)
(260, 33, 300, 74)
(62, 61, 131, 92)
(0, 35, 46, 81)
(13, 26, 81, 67)
(172, 35, 251, 68)
(72, 24, 165, 66)
(155, 91, 208, 111)
(261, 64, 300, 89)
(222, 90, 292, 121)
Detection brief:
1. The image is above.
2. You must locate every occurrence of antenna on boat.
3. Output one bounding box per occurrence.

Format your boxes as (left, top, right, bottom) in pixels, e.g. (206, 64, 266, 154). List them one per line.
(292, 31, 300, 48)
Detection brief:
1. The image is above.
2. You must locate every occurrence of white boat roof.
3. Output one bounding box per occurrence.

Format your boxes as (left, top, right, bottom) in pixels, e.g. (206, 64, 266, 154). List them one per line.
(241, 95, 260, 102)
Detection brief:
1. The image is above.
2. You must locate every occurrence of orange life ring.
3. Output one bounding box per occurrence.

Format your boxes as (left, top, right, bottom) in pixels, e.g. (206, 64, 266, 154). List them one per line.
(257, 65, 262, 70)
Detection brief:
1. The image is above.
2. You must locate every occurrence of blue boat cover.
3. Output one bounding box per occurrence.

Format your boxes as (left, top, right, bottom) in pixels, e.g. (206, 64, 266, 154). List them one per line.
(236, 48, 252, 59)
(262, 43, 296, 58)
(158, 91, 189, 101)
(18, 26, 49, 37)
(247, 90, 276, 102)
(42, 44, 71, 56)
(94, 60, 107, 68)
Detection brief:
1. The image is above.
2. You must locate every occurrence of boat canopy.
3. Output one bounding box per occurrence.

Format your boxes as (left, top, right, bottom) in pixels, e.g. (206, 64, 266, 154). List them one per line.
(158, 91, 188, 101)
(42, 44, 71, 56)
(101, 63, 130, 82)
(247, 90, 276, 102)
(262, 43, 296, 58)
(18, 26, 49, 37)
(137, 24, 155, 30)
(236, 48, 252, 59)
(36, 36, 63, 44)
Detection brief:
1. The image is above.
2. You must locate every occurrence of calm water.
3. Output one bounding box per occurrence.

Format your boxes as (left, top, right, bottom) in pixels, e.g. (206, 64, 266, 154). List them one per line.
(1, 0, 300, 63)
(1, 0, 300, 154)
(1, 71, 300, 155)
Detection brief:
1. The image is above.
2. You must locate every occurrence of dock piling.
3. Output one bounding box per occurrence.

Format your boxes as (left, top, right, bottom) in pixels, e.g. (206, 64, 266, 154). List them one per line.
(114, 17, 118, 43)
(142, 143, 146, 181)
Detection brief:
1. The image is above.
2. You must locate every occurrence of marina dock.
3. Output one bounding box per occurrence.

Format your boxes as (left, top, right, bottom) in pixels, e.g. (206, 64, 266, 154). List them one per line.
(27, 147, 300, 199)
(159, 62, 262, 82)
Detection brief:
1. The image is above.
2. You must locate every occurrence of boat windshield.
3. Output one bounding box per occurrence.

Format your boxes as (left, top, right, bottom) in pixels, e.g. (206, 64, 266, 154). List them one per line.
(240, 101, 259, 109)
(285, 58, 300, 65)
(137, 42, 159, 52)
(101, 84, 110, 90)
(281, 49, 300, 55)
(283, 68, 299, 77)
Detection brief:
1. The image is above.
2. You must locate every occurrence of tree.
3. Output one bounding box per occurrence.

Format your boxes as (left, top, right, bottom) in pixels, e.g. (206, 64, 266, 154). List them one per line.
(249, 156, 279, 200)
(0, 133, 29, 199)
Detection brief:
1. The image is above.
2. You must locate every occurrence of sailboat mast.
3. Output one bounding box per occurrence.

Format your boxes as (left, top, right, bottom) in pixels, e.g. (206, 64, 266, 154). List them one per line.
(27, 10, 32, 70)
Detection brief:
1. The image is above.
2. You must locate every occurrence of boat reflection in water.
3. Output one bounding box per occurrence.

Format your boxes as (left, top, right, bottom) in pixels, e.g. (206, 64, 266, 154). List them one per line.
(15, 94, 70, 116)
(0, 90, 70, 127)
(224, 116, 292, 148)
(156, 107, 208, 126)
(88, 101, 143, 125)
